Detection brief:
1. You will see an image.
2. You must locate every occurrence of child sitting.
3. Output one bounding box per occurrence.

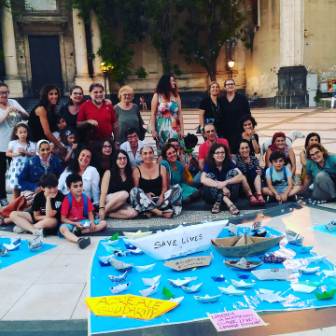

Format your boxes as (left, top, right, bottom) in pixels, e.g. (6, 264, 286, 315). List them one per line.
(9, 173, 64, 235)
(61, 128, 78, 163)
(263, 151, 301, 203)
(59, 173, 106, 249)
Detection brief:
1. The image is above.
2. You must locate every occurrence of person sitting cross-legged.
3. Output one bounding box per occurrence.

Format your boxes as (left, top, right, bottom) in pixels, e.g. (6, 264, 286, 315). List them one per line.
(59, 174, 106, 249)
(9, 173, 64, 235)
(263, 151, 301, 203)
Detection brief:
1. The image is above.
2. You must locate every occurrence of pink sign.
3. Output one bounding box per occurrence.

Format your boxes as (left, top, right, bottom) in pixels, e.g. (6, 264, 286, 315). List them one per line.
(209, 309, 266, 332)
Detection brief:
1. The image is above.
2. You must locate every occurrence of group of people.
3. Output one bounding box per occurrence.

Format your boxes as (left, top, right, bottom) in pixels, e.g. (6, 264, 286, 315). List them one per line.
(0, 74, 335, 248)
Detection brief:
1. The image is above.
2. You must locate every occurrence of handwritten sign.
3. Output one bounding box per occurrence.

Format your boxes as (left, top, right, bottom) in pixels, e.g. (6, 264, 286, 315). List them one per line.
(86, 294, 178, 320)
(164, 255, 212, 271)
(209, 309, 266, 332)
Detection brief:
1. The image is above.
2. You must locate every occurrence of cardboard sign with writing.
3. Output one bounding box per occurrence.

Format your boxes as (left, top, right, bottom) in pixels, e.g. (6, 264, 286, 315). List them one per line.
(164, 255, 212, 271)
(209, 309, 266, 332)
(86, 294, 178, 320)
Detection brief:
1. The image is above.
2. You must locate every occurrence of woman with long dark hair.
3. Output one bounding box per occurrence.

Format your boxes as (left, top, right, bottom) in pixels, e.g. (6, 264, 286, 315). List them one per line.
(99, 149, 137, 219)
(150, 74, 184, 150)
(93, 138, 115, 177)
(28, 84, 66, 156)
(300, 132, 321, 180)
(239, 115, 260, 155)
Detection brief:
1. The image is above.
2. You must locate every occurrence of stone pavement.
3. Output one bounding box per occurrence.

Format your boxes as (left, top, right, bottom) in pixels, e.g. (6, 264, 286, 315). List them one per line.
(1, 107, 336, 336)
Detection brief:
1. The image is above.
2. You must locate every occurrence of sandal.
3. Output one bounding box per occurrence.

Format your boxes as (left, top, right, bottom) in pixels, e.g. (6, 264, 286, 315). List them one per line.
(249, 194, 259, 206)
(255, 193, 265, 205)
(211, 201, 221, 214)
(228, 204, 240, 216)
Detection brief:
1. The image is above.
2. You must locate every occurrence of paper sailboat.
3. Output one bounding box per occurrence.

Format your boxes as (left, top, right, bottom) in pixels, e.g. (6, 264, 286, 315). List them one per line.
(169, 296, 184, 304)
(194, 294, 221, 303)
(218, 285, 245, 296)
(3, 238, 21, 251)
(135, 263, 156, 273)
(225, 257, 262, 270)
(110, 283, 130, 294)
(123, 230, 153, 239)
(181, 283, 203, 293)
(286, 230, 303, 246)
(231, 279, 255, 289)
(300, 266, 320, 274)
(108, 271, 128, 282)
(142, 275, 161, 286)
(168, 277, 197, 287)
(0, 246, 8, 257)
(212, 234, 282, 258)
(109, 257, 133, 271)
(139, 283, 159, 297)
(127, 220, 228, 260)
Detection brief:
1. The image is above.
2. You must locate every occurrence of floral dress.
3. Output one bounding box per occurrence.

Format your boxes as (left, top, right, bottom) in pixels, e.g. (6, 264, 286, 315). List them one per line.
(156, 94, 180, 149)
(6, 140, 36, 189)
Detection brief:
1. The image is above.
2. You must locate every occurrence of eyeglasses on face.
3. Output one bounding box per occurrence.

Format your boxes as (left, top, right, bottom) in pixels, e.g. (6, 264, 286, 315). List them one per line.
(225, 83, 235, 86)
(309, 150, 321, 157)
(214, 151, 225, 155)
(205, 129, 215, 134)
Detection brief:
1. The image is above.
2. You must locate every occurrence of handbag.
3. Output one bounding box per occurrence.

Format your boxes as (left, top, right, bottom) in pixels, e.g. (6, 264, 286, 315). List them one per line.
(0, 196, 27, 218)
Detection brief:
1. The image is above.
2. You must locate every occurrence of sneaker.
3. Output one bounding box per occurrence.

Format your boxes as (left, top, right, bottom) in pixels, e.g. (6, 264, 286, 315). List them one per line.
(13, 225, 25, 234)
(78, 237, 91, 249)
(0, 198, 8, 207)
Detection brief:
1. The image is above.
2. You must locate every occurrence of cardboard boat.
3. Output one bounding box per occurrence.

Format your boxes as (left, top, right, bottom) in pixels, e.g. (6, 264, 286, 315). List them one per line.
(212, 234, 283, 258)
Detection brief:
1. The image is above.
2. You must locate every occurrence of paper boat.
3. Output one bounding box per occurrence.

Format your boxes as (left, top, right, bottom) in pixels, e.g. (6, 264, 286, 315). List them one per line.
(252, 268, 296, 281)
(212, 234, 282, 258)
(194, 294, 221, 303)
(3, 238, 21, 251)
(0, 246, 8, 257)
(139, 283, 159, 297)
(286, 230, 303, 246)
(322, 270, 336, 278)
(109, 257, 132, 271)
(227, 223, 238, 236)
(211, 275, 226, 282)
(168, 277, 197, 287)
(325, 220, 336, 232)
(231, 279, 255, 289)
(123, 230, 153, 239)
(218, 285, 245, 295)
(315, 287, 336, 300)
(127, 220, 228, 260)
(135, 263, 156, 273)
(127, 248, 143, 255)
(225, 257, 263, 270)
(181, 283, 203, 293)
(300, 266, 320, 274)
(164, 255, 212, 271)
(169, 296, 184, 304)
(291, 283, 316, 293)
(108, 271, 128, 282)
(110, 283, 130, 294)
(142, 275, 161, 286)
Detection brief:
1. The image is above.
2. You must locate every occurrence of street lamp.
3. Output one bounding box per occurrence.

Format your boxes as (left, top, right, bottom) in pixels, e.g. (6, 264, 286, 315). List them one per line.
(225, 38, 236, 79)
(100, 62, 114, 95)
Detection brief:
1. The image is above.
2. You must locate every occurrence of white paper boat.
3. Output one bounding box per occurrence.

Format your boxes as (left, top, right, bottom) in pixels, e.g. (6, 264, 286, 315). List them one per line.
(0, 246, 8, 257)
(227, 223, 238, 236)
(127, 220, 228, 260)
(3, 238, 21, 251)
(139, 283, 159, 297)
(142, 275, 161, 286)
(123, 230, 153, 239)
(108, 271, 128, 282)
(252, 268, 297, 281)
(300, 266, 320, 274)
(231, 279, 255, 289)
(168, 277, 197, 287)
(169, 296, 184, 304)
(134, 263, 156, 273)
(257, 289, 285, 303)
(127, 248, 143, 255)
(291, 283, 316, 293)
(322, 270, 336, 278)
(194, 294, 221, 303)
(218, 285, 245, 296)
(325, 220, 336, 232)
(181, 283, 203, 293)
(286, 230, 303, 246)
(109, 257, 133, 271)
(110, 282, 130, 294)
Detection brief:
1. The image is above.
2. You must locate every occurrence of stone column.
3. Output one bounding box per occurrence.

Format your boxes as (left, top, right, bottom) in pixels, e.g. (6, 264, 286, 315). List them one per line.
(90, 11, 103, 81)
(72, 8, 91, 93)
(277, 0, 307, 108)
(1, 4, 23, 97)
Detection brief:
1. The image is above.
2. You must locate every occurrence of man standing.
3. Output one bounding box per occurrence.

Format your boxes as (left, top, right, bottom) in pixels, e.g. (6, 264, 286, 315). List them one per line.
(217, 79, 251, 154)
(198, 123, 229, 170)
(120, 128, 145, 167)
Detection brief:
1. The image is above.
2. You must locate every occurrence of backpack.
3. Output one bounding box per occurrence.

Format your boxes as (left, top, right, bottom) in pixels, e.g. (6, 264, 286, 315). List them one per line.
(67, 193, 89, 218)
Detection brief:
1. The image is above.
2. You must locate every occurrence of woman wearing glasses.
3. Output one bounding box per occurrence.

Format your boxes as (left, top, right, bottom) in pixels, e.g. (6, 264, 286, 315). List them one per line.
(302, 143, 336, 201)
(201, 143, 256, 215)
(114, 85, 145, 144)
(99, 149, 137, 219)
(0, 83, 28, 206)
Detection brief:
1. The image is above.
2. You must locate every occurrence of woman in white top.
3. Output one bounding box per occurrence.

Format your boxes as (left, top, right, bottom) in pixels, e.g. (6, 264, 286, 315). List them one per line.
(0, 83, 29, 206)
(58, 147, 100, 206)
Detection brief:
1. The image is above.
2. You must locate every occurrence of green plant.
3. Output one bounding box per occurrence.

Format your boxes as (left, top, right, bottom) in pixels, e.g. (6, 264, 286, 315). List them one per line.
(135, 66, 147, 79)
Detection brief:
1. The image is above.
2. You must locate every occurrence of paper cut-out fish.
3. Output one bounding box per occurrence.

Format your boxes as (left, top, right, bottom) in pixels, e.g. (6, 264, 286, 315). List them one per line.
(110, 282, 130, 294)
(139, 283, 159, 297)
(168, 277, 197, 287)
(134, 263, 156, 273)
(194, 294, 221, 303)
(181, 283, 203, 293)
(231, 279, 255, 289)
(108, 271, 128, 282)
(142, 275, 161, 286)
(218, 285, 245, 295)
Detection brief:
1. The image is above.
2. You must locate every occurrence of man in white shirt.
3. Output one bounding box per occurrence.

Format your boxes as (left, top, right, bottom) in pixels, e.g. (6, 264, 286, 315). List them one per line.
(120, 128, 144, 167)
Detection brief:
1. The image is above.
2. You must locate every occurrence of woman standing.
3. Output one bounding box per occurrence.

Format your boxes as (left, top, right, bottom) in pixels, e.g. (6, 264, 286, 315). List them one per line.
(235, 140, 265, 204)
(130, 145, 182, 218)
(161, 144, 199, 203)
(99, 150, 137, 219)
(58, 147, 100, 206)
(28, 85, 66, 156)
(150, 74, 184, 150)
(114, 85, 145, 143)
(198, 81, 221, 132)
(0, 83, 29, 205)
(59, 85, 85, 129)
